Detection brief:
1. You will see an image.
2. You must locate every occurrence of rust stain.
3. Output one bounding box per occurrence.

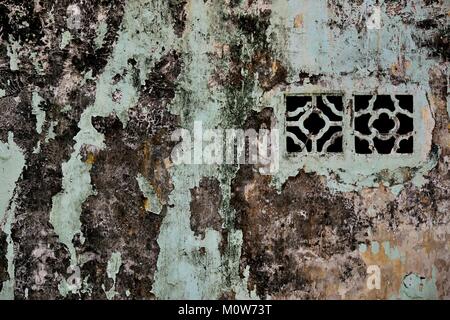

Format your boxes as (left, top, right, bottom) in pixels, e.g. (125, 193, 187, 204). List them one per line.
(359, 242, 405, 299)
(294, 13, 304, 29)
(143, 198, 150, 211)
(85, 152, 95, 165)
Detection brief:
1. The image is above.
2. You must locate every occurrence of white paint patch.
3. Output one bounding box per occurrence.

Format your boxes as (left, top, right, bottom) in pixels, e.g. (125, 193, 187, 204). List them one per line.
(103, 252, 122, 300)
(67, 4, 82, 30)
(366, 6, 381, 30)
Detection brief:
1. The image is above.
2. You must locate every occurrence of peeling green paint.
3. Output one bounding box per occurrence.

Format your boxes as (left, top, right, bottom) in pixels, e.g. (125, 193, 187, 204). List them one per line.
(45, 121, 57, 143)
(359, 243, 368, 253)
(371, 241, 380, 255)
(31, 91, 45, 135)
(57, 275, 76, 298)
(50, 155, 93, 265)
(32, 141, 41, 154)
(0, 133, 25, 300)
(153, 0, 257, 299)
(153, 165, 226, 299)
(80, 70, 95, 86)
(103, 251, 122, 300)
(60, 31, 72, 50)
(383, 241, 405, 262)
(49, 0, 178, 294)
(0, 194, 18, 300)
(29, 52, 44, 75)
(136, 173, 162, 214)
(61, 104, 72, 113)
(94, 21, 108, 49)
(6, 36, 20, 71)
(394, 267, 438, 300)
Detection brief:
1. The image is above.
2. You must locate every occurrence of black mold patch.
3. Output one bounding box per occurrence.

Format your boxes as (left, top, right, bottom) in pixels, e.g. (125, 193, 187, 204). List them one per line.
(0, 1, 43, 43)
(232, 169, 359, 298)
(11, 116, 80, 299)
(80, 114, 165, 299)
(298, 71, 323, 86)
(78, 48, 181, 299)
(232, 11, 272, 49)
(0, 231, 9, 291)
(189, 177, 223, 239)
(0, 94, 37, 151)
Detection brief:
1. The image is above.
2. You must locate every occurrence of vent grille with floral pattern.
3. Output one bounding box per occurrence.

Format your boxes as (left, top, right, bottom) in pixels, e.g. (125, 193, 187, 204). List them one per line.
(286, 94, 414, 155)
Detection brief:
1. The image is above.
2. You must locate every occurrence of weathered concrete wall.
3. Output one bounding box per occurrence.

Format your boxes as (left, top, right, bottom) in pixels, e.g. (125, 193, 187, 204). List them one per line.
(0, 0, 448, 299)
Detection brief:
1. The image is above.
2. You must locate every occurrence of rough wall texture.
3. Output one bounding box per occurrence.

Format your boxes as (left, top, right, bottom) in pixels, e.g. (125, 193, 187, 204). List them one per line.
(0, 0, 449, 300)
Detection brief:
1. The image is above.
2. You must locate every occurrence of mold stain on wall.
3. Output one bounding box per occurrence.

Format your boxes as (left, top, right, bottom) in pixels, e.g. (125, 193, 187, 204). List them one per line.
(0, 0, 449, 299)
